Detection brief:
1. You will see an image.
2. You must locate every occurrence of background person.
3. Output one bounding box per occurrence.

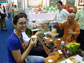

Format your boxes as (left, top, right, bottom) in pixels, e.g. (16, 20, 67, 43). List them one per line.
(7, 12, 44, 63)
(0, 4, 7, 31)
(54, 1, 69, 37)
(75, 6, 84, 51)
(55, 13, 80, 43)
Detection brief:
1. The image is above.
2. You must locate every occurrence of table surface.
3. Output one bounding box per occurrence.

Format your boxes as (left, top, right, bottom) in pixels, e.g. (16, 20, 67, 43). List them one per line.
(38, 36, 80, 63)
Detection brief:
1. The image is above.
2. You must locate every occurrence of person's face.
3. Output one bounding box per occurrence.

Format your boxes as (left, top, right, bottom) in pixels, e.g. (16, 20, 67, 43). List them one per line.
(57, 3, 62, 10)
(67, 15, 73, 23)
(14, 17, 27, 32)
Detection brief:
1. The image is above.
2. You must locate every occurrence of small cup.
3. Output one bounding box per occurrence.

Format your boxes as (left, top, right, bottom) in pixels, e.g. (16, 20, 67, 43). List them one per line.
(57, 38, 61, 41)
(50, 39, 53, 42)
(58, 50, 63, 54)
(31, 35, 37, 42)
(44, 37, 47, 40)
(57, 38, 61, 42)
(48, 59, 53, 63)
(31, 35, 37, 46)
(61, 41, 65, 46)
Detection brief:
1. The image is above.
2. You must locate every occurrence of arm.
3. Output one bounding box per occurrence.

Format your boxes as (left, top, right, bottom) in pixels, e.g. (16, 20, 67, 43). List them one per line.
(63, 10, 69, 19)
(69, 24, 80, 39)
(11, 45, 32, 63)
(54, 22, 64, 29)
(11, 38, 37, 62)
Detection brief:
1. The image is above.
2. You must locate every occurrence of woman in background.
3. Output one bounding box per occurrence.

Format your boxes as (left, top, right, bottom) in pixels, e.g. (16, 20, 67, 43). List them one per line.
(0, 4, 7, 31)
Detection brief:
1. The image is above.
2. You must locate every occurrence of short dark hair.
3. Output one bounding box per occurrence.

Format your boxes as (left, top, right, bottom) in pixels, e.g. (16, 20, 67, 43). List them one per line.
(13, 12, 27, 25)
(57, 1, 63, 6)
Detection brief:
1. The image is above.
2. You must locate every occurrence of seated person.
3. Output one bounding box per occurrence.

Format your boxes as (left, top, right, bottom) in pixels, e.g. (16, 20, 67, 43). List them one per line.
(22, 30, 48, 57)
(55, 13, 80, 43)
(7, 13, 44, 63)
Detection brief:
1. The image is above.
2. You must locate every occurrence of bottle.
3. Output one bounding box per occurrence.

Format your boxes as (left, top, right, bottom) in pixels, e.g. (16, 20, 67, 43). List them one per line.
(49, 23, 52, 31)
(49, 25, 52, 31)
(61, 41, 65, 50)
(61, 41, 67, 57)
(41, 29, 44, 36)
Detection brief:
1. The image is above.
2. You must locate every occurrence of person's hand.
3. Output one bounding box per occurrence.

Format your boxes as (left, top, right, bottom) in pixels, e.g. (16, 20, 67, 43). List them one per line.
(30, 36, 37, 47)
(35, 31, 41, 36)
(69, 29, 74, 35)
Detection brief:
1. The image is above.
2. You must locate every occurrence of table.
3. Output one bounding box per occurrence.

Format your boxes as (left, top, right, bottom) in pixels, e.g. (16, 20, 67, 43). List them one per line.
(38, 36, 80, 63)
(38, 36, 51, 55)
(38, 36, 65, 63)
(44, 51, 65, 63)
(38, 36, 62, 54)
(58, 55, 84, 63)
